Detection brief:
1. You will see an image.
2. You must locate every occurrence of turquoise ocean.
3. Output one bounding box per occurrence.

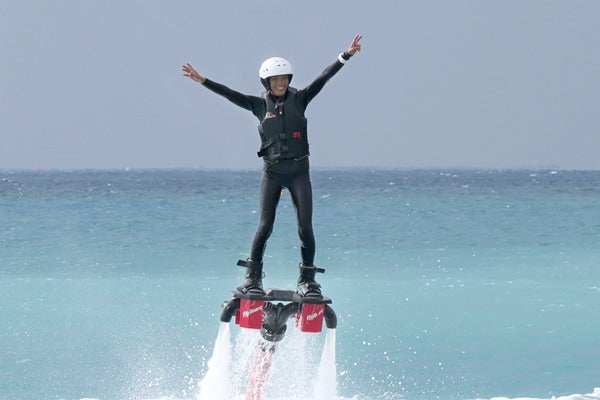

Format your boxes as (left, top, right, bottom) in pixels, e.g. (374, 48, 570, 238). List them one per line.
(1, 169, 599, 400)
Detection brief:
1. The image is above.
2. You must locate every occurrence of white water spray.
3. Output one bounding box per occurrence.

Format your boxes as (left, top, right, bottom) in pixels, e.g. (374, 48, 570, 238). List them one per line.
(313, 328, 337, 400)
(197, 322, 234, 400)
(198, 320, 338, 399)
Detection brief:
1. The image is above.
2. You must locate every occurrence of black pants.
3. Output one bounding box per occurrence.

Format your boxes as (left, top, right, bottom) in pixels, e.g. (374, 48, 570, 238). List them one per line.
(250, 157, 315, 266)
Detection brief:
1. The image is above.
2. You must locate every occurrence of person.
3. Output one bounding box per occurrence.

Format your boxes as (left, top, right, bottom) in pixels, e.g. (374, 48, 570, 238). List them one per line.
(182, 34, 363, 298)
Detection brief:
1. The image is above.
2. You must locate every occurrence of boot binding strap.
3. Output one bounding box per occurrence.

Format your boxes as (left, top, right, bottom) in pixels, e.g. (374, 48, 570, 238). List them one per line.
(237, 259, 262, 270)
(300, 265, 325, 274)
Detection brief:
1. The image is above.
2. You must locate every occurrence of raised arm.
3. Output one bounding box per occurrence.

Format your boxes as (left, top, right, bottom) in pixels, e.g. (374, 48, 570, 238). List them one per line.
(182, 62, 265, 118)
(302, 34, 364, 104)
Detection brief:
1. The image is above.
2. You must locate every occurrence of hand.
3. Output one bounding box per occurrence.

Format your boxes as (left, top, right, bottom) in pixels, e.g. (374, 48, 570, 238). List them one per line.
(182, 63, 206, 83)
(346, 34, 363, 56)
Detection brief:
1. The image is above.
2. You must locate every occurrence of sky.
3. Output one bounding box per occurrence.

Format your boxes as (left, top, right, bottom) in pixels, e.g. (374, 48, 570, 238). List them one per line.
(1, 0, 599, 170)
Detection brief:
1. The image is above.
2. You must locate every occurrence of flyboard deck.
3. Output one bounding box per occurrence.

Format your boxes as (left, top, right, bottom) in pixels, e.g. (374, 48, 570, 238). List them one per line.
(232, 288, 332, 304)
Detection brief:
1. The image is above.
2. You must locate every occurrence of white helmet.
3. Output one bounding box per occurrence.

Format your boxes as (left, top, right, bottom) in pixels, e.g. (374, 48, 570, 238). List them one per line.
(259, 57, 293, 88)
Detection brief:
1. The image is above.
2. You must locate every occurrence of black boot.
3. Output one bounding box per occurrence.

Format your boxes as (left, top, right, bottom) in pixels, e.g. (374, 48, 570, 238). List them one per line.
(297, 264, 325, 298)
(236, 259, 265, 295)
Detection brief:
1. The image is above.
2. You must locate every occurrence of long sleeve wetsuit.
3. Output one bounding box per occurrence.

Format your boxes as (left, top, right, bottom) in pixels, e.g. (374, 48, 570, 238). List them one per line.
(201, 58, 346, 266)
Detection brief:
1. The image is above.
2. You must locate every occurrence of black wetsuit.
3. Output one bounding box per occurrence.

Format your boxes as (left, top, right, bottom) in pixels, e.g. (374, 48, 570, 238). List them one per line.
(202, 58, 346, 266)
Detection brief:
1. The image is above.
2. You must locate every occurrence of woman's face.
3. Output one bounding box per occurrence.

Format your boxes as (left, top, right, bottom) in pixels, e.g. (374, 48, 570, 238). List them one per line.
(268, 75, 290, 97)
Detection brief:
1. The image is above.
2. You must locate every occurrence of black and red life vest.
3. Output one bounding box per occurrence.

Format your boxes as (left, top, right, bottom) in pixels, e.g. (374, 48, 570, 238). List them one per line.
(257, 88, 309, 162)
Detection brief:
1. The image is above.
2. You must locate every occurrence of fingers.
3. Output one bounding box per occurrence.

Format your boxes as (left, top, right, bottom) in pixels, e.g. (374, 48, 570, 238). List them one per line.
(182, 63, 197, 79)
(182, 62, 206, 83)
(182, 62, 194, 74)
(347, 34, 363, 55)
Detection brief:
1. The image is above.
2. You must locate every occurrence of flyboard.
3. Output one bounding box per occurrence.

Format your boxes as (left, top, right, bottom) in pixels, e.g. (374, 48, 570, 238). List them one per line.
(219, 264, 337, 400)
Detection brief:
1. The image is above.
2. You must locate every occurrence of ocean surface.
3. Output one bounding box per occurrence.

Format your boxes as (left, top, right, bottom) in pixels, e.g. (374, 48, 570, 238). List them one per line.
(1, 169, 599, 400)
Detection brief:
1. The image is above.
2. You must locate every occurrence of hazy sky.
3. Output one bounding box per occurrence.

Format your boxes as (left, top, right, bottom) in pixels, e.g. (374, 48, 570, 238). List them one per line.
(1, 1, 599, 170)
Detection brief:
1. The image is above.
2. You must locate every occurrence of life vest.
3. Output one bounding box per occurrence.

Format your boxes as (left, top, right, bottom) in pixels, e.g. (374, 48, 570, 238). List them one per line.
(256, 88, 309, 162)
